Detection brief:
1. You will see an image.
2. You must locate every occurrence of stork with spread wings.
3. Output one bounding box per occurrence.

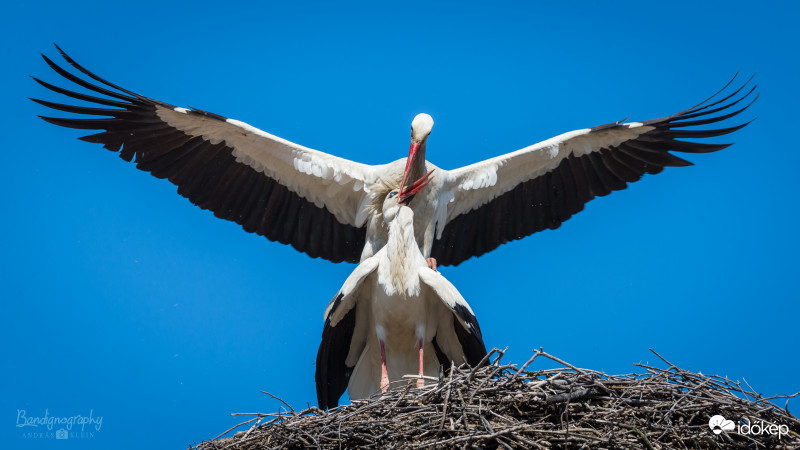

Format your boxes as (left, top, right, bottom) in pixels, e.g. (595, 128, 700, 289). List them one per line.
(33, 45, 756, 267)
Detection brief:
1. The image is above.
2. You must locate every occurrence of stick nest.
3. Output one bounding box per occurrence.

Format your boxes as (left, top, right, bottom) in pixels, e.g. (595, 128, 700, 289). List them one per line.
(193, 348, 799, 449)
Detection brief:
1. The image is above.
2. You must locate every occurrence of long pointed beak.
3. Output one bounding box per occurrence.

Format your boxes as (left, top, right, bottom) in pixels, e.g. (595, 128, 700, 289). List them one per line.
(398, 169, 435, 205)
(400, 141, 421, 192)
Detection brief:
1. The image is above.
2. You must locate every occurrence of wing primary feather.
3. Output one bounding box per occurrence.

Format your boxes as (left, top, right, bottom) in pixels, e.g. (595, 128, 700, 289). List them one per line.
(38, 116, 120, 130)
(661, 86, 758, 124)
(29, 98, 132, 117)
(640, 77, 754, 127)
(672, 72, 743, 115)
(32, 77, 136, 109)
(54, 44, 151, 100)
(666, 93, 758, 128)
(668, 76, 756, 121)
(662, 121, 752, 139)
(40, 54, 138, 103)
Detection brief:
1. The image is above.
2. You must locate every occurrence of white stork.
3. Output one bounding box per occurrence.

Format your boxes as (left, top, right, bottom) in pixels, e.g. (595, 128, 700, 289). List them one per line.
(315, 175, 487, 409)
(33, 45, 757, 267)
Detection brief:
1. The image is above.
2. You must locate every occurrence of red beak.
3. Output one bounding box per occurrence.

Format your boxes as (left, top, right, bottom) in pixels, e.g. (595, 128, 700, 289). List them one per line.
(398, 169, 435, 205)
(400, 141, 421, 193)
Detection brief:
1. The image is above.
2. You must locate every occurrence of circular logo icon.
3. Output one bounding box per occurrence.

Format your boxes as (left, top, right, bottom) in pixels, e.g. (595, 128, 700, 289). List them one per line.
(708, 415, 735, 434)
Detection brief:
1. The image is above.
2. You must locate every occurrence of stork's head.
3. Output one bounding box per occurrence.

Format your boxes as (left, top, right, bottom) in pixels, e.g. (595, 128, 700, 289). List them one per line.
(382, 170, 434, 224)
(401, 113, 434, 192)
(382, 189, 406, 225)
(410, 113, 434, 143)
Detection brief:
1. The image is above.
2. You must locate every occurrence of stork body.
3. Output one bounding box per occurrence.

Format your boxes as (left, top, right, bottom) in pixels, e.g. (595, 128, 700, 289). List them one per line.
(34, 46, 757, 267)
(315, 186, 486, 409)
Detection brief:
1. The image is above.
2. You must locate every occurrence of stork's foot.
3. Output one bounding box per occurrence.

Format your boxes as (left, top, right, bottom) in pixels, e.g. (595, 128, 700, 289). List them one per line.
(426, 257, 438, 271)
(416, 377, 425, 389)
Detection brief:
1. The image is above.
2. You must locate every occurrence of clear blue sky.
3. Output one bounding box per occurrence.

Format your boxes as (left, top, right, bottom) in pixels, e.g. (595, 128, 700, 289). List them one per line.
(2, 1, 798, 448)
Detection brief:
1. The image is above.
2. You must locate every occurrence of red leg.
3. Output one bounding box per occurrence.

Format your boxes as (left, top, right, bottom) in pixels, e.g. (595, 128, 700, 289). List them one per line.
(417, 338, 425, 388)
(426, 257, 438, 271)
(380, 340, 390, 392)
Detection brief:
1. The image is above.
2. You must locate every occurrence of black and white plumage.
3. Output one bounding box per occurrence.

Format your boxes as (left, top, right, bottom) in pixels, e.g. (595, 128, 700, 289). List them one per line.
(315, 181, 486, 409)
(34, 45, 756, 266)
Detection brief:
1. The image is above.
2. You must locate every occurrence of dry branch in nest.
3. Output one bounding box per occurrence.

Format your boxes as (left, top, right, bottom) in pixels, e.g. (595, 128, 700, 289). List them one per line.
(192, 348, 799, 449)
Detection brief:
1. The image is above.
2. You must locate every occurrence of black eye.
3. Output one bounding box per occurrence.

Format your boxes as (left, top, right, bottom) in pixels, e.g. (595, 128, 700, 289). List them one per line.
(388, 192, 397, 198)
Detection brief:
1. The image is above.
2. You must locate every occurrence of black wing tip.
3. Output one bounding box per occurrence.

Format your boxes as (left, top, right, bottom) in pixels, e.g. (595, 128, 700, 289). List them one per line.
(40, 52, 58, 68)
(29, 97, 56, 107)
(638, 75, 758, 136)
(738, 117, 757, 129)
(29, 97, 57, 109)
(41, 44, 158, 104)
(38, 115, 74, 128)
(31, 76, 52, 89)
(711, 142, 734, 152)
(685, 72, 758, 114)
(54, 43, 79, 68)
(687, 71, 747, 110)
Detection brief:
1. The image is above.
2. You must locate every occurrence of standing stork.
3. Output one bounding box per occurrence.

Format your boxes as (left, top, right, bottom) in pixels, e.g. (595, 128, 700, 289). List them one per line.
(315, 174, 487, 409)
(33, 45, 757, 267)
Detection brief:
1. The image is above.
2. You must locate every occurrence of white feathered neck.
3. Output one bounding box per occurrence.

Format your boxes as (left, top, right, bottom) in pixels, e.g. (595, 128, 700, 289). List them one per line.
(378, 206, 422, 296)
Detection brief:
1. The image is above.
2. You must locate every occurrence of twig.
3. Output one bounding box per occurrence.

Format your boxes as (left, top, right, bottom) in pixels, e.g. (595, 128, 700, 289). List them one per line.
(260, 391, 296, 416)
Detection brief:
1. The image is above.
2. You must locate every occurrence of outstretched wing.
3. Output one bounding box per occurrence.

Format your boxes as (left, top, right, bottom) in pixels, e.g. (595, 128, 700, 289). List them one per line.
(33, 45, 385, 263)
(432, 76, 757, 266)
(316, 256, 379, 409)
(418, 267, 487, 366)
